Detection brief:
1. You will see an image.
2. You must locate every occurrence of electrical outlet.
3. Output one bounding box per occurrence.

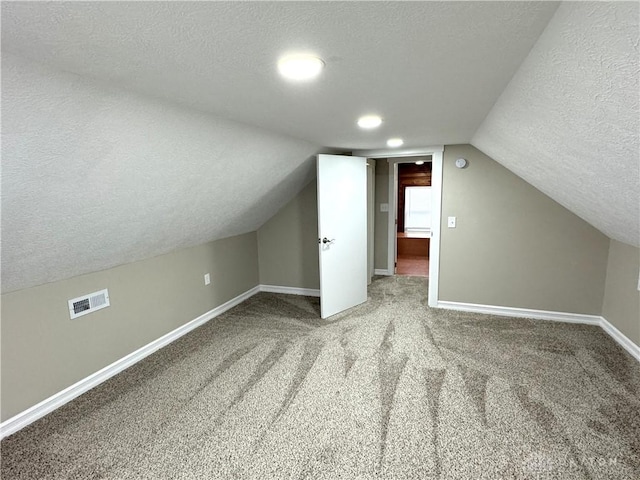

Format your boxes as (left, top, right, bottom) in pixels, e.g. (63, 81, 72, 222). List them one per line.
(447, 216, 457, 228)
(204, 273, 211, 285)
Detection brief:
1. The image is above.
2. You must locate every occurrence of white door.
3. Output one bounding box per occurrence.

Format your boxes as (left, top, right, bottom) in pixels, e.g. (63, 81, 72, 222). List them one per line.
(317, 154, 368, 319)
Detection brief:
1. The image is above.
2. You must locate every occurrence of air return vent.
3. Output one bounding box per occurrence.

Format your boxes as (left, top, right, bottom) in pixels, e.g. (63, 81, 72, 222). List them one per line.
(68, 289, 110, 319)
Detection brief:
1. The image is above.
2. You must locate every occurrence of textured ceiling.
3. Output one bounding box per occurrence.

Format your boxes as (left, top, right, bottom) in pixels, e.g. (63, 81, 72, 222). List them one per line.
(1, 54, 319, 291)
(3, 1, 638, 293)
(0, 1, 560, 292)
(1, 1, 558, 150)
(473, 2, 640, 247)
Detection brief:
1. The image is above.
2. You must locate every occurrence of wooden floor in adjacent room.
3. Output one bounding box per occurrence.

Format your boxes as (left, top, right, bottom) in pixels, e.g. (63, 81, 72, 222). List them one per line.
(396, 255, 429, 277)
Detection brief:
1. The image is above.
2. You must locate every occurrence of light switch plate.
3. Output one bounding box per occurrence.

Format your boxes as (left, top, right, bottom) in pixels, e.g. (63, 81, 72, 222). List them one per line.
(448, 216, 456, 228)
(380, 203, 389, 212)
(204, 273, 211, 285)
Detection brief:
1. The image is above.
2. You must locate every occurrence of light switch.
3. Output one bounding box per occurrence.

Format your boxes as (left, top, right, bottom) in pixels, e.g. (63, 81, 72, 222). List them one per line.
(204, 273, 211, 285)
(380, 203, 389, 212)
(448, 216, 457, 228)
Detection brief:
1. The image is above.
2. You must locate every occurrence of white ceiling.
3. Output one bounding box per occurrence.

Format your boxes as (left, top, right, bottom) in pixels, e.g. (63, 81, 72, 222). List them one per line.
(2, 1, 638, 292)
(1, 1, 558, 150)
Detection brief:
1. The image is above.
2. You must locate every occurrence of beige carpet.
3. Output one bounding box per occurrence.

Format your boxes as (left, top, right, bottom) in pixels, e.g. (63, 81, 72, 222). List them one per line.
(2, 276, 639, 479)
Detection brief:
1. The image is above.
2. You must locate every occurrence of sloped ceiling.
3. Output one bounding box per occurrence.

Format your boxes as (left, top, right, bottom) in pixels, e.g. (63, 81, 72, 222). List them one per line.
(1, 1, 560, 292)
(1, 54, 319, 292)
(473, 2, 639, 247)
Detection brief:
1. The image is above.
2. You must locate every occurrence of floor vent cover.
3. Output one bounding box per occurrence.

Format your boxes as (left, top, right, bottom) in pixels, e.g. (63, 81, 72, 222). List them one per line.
(68, 289, 110, 319)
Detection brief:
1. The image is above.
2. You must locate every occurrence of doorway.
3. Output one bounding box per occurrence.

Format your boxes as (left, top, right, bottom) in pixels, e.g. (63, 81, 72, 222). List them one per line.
(395, 161, 431, 277)
(353, 146, 443, 307)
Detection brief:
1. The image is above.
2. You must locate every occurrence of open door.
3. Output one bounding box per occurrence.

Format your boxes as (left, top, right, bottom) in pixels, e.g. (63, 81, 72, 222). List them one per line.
(317, 154, 368, 319)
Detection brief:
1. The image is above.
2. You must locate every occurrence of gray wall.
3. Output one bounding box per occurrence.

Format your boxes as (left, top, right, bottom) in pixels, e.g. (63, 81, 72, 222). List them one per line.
(258, 162, 379, 288)
(374, 159, 390, 271)
(274, 145, 609, 315)
(257, 181, 320, 289)
(439, 145, 609, 314)
(1, 232, 259, 421)
(602, 240, 640, 346)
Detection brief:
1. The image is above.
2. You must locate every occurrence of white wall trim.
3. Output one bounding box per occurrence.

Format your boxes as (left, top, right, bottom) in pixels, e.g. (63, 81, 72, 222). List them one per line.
(0, 285, 261, 440)
(259, 284, 320, 297)
(382, 149, 443, 308)
(353, 145, 444, 157)
(388, 161, 397, 277)
(436, 300, 602, 324)
(374, 269, 393, 276)
(437, 301, 640, 362)
(427, 151, 443, 308)
(350, 145, 445, 297)
(600, 316, 640, 362)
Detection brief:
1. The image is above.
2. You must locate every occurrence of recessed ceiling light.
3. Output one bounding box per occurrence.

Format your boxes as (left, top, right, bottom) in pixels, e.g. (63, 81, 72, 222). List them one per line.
(415, 160, 425, 165)
(357, 115, 382, 129)
(387, 138, 404, 147)
(278, 54, 324, 81)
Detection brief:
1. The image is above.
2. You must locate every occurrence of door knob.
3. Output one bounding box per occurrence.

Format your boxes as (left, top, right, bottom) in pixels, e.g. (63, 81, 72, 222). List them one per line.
(320, 237, 334, 244)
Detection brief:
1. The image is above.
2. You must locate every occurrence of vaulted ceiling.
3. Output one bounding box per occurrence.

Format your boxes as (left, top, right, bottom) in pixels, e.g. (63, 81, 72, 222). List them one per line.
(473, 2, 639, 247)
(1, 1, 638, 292)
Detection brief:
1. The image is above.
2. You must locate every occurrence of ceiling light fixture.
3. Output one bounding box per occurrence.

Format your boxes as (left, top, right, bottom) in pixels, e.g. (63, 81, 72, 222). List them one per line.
(387, 138, 404, 147)
(277, 54, 324, 81)
(415, 160, 425, 165)
(357, 115, 382, 129)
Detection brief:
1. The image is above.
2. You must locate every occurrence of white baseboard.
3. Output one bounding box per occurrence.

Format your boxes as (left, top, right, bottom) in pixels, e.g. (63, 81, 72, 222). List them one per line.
(436, 301, 602, 325)
(0, 285, 261, 440)
(259, 284, 320, 297)
(374, 269, 392, 276)
(599, 316, 640, 362)
(436, 300, 639, 362)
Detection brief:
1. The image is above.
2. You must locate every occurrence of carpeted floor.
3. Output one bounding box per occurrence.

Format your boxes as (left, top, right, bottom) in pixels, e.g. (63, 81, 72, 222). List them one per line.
(2, 276, 639, 479)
